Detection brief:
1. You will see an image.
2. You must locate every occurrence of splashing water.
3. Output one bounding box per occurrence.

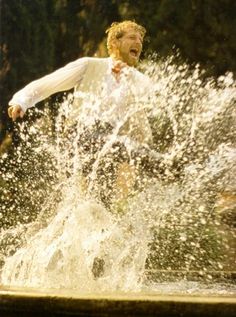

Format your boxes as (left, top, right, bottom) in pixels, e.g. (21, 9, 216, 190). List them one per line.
(0, 56, 235, 294)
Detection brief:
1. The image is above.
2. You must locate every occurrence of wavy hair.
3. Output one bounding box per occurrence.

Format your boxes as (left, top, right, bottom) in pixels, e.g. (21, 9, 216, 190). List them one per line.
(106, 21, 146, 55)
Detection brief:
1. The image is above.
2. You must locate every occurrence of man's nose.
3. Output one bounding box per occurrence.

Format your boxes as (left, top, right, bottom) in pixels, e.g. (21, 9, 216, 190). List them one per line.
(135, 37, 142, 46)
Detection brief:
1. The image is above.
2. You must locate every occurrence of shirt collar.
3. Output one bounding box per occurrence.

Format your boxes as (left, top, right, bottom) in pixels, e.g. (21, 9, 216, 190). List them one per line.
(108, 57, 135, 76)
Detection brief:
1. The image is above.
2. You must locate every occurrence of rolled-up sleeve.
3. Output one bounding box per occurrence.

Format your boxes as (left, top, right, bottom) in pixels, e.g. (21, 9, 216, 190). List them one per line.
(9, 57, 89, 112)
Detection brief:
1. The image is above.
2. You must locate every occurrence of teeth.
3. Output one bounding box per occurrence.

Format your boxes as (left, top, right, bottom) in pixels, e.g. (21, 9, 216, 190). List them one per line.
(130, 49, 138, 56)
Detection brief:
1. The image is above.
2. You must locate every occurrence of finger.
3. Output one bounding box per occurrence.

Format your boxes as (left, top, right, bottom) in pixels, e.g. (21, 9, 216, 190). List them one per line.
(8, 107, 13, 118)
(12, 108, 19, 121)
(20, 110, 24, 118)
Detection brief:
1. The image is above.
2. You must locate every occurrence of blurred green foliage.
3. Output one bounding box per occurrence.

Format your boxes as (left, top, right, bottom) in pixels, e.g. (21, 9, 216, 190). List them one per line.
(120, 0, 236, 77)
(0, 0, 120, 142)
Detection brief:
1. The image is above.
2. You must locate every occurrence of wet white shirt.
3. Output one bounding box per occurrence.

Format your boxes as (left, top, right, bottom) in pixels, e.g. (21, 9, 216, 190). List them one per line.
(9, 57, 149, 112)
(9, 57, 90, 113)
(9, 57, 152, 142)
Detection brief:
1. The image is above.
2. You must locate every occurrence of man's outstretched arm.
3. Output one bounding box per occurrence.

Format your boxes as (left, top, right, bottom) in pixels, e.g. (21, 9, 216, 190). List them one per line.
(8, 57, 89, 121)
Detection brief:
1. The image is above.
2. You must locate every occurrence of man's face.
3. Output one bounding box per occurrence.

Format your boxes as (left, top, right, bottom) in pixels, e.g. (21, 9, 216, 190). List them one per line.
(114, 28, 143, 66)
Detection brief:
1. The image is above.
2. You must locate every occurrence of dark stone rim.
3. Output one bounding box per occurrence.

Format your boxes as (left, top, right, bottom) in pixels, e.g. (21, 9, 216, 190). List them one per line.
(0, 287, 235, 317)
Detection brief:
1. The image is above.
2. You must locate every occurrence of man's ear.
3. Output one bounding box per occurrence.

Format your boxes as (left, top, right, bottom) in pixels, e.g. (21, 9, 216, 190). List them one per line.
(110, 39, 120, 57)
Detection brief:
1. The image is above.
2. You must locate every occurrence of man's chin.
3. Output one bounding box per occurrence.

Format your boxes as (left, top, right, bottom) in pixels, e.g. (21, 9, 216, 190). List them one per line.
(118, 53, 139, 67)
(127, 57, 139, 67)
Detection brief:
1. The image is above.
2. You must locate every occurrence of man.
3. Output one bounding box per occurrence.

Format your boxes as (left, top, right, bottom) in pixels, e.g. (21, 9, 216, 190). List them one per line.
(8, 21, 154, 206)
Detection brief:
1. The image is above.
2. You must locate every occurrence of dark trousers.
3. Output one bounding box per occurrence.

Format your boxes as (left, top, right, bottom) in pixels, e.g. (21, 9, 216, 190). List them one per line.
(66, 120, 164, 207)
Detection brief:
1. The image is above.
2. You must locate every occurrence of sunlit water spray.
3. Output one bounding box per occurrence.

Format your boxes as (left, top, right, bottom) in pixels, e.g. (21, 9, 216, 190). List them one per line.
(0, 56, 235, 293)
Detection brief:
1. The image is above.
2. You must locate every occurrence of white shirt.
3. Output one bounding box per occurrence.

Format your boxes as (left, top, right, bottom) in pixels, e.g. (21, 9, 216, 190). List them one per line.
(9, 57, 152, 142)
(10, 57, 150, 108)
(9, 57, 90, 113)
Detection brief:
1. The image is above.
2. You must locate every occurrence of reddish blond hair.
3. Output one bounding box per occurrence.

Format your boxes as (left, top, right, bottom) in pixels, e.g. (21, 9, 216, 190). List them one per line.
(106, 21, 146, 55)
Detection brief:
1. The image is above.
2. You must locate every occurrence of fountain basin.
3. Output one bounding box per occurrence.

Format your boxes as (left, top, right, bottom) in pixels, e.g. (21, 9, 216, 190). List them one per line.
(0, 286, 235, 317)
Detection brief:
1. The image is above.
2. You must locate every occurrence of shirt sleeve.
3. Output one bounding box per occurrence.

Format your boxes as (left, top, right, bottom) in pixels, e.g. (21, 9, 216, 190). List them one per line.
(9, 57, 89, 112)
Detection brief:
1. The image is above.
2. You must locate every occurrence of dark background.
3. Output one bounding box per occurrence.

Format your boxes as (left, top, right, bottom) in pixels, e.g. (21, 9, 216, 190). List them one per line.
(1, 0, 236, 148)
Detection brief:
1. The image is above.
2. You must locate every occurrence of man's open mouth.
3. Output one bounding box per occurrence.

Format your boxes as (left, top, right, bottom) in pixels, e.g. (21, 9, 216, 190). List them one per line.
(130, 48, 139, 57)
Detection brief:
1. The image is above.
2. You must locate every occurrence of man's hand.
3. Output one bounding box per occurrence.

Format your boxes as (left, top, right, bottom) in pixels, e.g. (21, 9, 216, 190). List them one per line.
(8, 105, 25, 121)
(112, 60, 127, 74)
